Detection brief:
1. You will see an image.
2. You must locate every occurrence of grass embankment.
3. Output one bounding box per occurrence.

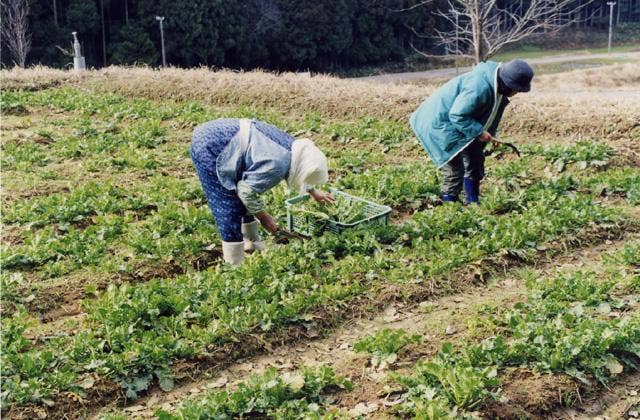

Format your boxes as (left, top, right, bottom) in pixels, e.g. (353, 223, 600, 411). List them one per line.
(493, 44, 640, 62)
(1, 63, 639, 142)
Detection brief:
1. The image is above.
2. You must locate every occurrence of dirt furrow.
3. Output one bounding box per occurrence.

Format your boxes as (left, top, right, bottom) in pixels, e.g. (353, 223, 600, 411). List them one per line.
(550, 372, 640, 420)
(94, 231, 638, 419)
(7, 210, 635, 419)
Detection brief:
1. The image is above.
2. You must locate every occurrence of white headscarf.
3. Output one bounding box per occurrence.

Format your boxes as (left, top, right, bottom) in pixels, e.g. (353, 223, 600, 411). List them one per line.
(287, 138, 329, 194)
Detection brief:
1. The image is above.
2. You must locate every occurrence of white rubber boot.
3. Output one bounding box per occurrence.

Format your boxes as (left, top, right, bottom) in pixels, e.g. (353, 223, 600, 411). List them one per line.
(221, 241, 245, 265)
(241, 221, 266, 253)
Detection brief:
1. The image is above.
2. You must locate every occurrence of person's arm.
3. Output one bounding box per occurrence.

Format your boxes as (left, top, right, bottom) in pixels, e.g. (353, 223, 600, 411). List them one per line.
(254, 210, 278, 233)
(237, 181, 278, 233)
(448, 78, 490, 140)
(236, 133, 289, 230)
(237, 180, 265, 215)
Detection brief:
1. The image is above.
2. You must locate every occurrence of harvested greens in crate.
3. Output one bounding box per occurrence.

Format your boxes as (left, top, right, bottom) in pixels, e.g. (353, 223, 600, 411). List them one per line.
(286, 188, 391, 236)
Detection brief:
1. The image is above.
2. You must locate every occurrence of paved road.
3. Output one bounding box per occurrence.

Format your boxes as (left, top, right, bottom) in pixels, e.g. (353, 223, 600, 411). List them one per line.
(357, 51, 640, 83)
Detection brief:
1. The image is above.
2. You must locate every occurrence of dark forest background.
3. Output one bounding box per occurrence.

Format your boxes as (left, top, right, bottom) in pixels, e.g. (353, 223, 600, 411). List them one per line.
(4, 0, 640, 71)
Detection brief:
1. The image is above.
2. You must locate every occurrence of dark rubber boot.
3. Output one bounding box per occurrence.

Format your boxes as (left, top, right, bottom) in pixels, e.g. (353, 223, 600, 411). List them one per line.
(440, 193, 459, 203)
(464, 178, 480, 204)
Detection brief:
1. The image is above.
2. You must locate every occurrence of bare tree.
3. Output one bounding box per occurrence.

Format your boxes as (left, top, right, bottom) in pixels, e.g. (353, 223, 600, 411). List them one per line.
(1, 0, 32, 67)
(409, 0, 593, 63)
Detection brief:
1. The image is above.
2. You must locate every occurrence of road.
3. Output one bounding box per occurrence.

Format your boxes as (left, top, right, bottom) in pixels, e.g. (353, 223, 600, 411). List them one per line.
(356, 51, 640, 83)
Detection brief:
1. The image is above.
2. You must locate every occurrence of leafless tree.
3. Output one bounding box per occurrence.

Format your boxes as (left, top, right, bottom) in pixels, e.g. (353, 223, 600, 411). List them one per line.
(55, 44, 74, 58)
(408, 0, 593, 63)
(1, 0, 32, 67)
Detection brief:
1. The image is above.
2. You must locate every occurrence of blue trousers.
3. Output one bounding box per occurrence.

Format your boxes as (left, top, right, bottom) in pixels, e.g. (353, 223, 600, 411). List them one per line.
(190, 122, 254, 242)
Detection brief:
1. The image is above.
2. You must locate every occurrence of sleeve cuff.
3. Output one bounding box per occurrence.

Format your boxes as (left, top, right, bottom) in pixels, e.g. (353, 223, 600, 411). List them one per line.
(237, 181, 265, 214)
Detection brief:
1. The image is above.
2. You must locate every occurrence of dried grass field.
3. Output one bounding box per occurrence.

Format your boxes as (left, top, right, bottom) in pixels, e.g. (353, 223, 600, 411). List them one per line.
(1, 63, 639, 419)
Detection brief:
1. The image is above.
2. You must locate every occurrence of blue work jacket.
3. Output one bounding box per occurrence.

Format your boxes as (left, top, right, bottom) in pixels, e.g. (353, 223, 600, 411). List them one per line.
(410, 61, 510, 168)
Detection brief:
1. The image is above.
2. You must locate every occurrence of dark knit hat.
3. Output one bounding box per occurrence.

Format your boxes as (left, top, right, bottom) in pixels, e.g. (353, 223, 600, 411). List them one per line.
(498, 59, 534, 92)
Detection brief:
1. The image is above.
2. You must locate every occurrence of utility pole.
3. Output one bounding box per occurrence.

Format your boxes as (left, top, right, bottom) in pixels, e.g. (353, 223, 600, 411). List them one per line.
(451, 7, 459, 75)
(100, 0, 106, 66)
(156, 16, 166, 67)
(607, 2, 616, 53)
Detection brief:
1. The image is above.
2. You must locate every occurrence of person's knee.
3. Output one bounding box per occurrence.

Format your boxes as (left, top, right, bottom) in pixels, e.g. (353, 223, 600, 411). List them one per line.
(216, 214, 244, 242)
(441, 170, 464, 195)
(464, 159, 485, 181)
(464, 170, 484, 181)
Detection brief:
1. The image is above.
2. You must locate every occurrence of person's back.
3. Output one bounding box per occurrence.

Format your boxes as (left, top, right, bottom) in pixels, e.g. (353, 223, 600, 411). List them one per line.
(410, 61, 500, 169)
(410, 59, 533, 204)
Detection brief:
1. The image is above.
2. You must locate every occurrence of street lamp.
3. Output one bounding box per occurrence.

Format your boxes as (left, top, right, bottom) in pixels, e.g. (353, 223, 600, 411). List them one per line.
(155, 15, 166, 67)
(607, 2, 616, 54)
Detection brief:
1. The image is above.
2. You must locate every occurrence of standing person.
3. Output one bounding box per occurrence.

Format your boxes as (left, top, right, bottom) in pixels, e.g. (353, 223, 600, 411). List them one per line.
(190, 118, 334, 265)
(410, 59, 534, 204)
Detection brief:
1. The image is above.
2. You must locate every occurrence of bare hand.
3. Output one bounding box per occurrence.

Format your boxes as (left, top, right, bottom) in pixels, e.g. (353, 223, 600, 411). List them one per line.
(309, 189, 335, 205)
(255, 211, 278, 234)
(478, 131, 495, 143)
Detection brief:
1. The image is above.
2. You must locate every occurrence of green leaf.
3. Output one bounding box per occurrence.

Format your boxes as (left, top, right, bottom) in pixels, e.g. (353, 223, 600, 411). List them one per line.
(159, 376, 174, 392)
(154, 368, 175, 392)
(604, 357, 623, 375)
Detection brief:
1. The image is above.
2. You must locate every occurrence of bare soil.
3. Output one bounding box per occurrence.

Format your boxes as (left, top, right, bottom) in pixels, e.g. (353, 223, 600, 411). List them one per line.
(483, 369, 581, 419)
(29, 250, 222, 324)
(90, 230, 637, 419)
(552, 372, 640, 420)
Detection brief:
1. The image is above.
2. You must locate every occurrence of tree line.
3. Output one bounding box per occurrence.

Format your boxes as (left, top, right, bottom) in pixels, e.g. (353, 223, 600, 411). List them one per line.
(2, 0, 639, 70)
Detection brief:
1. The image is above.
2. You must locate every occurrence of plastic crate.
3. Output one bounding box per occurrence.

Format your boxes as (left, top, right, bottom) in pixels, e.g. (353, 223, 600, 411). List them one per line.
(286, 188, 391, 237)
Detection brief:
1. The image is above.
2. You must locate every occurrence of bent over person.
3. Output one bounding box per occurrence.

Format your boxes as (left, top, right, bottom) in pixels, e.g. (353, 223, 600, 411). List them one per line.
(410, 59, 534, 204)
(191, 118, 333, 265)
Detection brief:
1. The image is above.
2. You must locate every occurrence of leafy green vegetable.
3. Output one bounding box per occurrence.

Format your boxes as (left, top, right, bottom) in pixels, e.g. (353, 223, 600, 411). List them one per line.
(394, 255, 640, 417)
(2, 87, 637, 416)
(291, 194, 368, 225)
(354, 328, 421, 369)
(156, 366, 351, 419)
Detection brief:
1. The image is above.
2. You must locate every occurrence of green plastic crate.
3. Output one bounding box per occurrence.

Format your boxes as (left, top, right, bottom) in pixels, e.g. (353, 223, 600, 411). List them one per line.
(285, 188, 391, 237)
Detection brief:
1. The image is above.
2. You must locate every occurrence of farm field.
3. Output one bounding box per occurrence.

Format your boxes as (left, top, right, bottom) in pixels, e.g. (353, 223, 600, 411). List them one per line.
(1, 63, 639, 419)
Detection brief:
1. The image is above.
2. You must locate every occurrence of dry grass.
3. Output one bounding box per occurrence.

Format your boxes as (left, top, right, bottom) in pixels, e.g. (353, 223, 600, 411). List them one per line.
(1, 65, 425, 121)
(0, 65, 88, 91)
(536, 62, 640, 90)
(2, 63, 639, 139)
